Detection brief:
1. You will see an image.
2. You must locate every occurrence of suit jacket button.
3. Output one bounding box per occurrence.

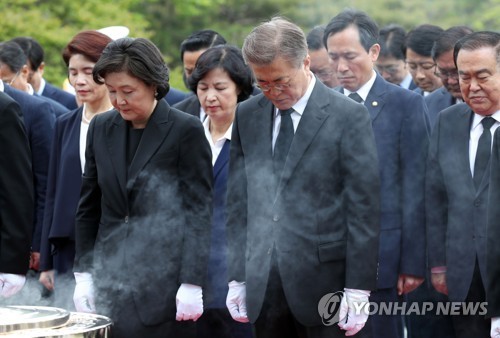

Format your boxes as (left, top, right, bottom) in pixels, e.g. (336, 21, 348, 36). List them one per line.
(273, 215, 280, 222)
(124, 215, 129, 223)
(474, 199, 481, 207)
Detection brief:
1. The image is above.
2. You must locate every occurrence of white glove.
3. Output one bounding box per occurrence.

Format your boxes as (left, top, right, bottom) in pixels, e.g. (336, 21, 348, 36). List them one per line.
(491, 317, 500, 338)
(73, 272, 96, 313)
(226, 280, 249, 323)
(338, 288, 370, 336)
(175, 283, 203, 321)
(0, 273, 25, 298)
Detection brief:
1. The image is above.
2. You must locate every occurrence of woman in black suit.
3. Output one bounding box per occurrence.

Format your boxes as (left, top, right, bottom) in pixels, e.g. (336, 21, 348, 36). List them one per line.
(188, 45, 254, 338)
(39, 30, 113, 308)
(72, 37, 213, 338)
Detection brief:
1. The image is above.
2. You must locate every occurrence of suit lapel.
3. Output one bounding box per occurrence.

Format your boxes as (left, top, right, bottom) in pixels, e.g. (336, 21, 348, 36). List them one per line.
(250, 97, 276, 196)
(127, 100, 172, 192)
(456, 107, 476, 194)
(364, 75, 386, 122)
(275, 81, 329, 197)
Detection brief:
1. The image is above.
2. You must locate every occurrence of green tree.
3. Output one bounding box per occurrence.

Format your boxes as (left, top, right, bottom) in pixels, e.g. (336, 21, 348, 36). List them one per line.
(0, 0, 150, 90)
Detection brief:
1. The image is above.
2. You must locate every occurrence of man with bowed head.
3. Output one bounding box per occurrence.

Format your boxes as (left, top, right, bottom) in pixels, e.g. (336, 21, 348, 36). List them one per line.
(426, 31, 500, 338)
(225, 16, 380, 338)
(324, 9, 430, 338)
(484, 31, 500, 338)
(0, 92, 34, 299)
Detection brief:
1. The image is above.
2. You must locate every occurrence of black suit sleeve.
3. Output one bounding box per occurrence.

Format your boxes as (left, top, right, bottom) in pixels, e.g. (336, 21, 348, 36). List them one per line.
(0, 96, 34, 274)
(426, 114, 448, 269)
(29, 102, 55, 253)
(399, 94, 430, 278)
(487, 129, 500, 317)
(226, 109, 248, 282)
(178, 118, 214, 285)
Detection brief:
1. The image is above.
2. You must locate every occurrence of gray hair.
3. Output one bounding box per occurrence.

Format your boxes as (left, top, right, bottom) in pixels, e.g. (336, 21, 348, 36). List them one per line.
(242, 16, 307, 68)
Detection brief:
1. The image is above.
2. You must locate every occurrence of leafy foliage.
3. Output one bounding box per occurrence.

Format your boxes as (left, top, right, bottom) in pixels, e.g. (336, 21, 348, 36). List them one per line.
(0, 0, 498, 92)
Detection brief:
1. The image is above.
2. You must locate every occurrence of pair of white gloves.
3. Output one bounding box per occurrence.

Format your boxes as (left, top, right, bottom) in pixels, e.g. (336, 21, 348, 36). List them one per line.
(73, 272, 203, 321)
(226, 281, 370, 336)
(0, 273, 26, 298)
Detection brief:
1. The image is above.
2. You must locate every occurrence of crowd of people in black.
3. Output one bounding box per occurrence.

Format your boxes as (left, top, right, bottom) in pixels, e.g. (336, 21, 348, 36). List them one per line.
(1, 8, 500, 338)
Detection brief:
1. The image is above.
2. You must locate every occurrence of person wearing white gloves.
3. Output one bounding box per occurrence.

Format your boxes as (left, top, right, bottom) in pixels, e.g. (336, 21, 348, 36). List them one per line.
(0, 91, 33, 300)
(225, 16, 380, 338)
(485, 31, 500, 338)
(73, 37, 213, 338)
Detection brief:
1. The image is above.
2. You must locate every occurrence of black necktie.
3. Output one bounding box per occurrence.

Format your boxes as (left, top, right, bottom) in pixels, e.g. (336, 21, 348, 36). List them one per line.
(274, 108, 294, 175)
(348, 92, 363, 103)
(473, 117, 495, 189)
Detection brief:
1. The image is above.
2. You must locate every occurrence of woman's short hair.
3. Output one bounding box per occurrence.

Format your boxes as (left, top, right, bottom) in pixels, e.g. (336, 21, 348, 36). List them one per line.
(62, 30, 112, 66)
(188, 45, 254, 103)
(92, 37, 170, 100)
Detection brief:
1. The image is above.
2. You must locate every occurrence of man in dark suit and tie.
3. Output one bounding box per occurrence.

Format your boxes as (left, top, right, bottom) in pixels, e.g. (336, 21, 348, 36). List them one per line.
(425, 26, 473, 128)
(225, 16, 381, 338)
(427, 31, 500, 338)
(10, 36, 78, 110)
(405, 24, 444, 97)
(324, 9, 430, 338)
(0, 91, 34, 298)
(1, 82, 55, 275)
(485, 33, 500, 338)
(173, 29, 227, 121)
(376, 24, 416, 90)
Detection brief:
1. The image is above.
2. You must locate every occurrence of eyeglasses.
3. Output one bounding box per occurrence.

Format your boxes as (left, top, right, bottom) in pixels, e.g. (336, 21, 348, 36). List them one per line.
(313, 69, 335, 80)
(376, 64, 401, 75)
(434, 67, 459, 80)
(406, 61, 436, 71)
(257, 67, 300, 92)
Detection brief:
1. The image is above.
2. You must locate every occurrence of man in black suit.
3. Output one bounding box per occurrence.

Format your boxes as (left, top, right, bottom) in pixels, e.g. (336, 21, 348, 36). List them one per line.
(306, 25, 339, 88)
(10, 36, 78, 110)
(173, 29, 227, 120)
(225, 16, 380, 338)
(464, 31, 500, 338)
(324, 10, 430, 338)
(405, 24, 444, 96)
(427, 31, 500, 338)
(0, 41, 69, 118)
(0, 91, 34, 298)
(425, 26, 473, 127)
(2, 82, 55, 276)
(376, 24, 416, 90)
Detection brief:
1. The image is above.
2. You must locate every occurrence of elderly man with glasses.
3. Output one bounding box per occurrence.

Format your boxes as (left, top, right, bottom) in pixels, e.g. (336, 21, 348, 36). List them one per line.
(225, 16, 381, 338)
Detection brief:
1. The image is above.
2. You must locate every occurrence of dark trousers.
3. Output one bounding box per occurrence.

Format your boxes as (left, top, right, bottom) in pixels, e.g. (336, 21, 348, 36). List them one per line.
(196, 308, 253, 338)
(111, 294, 196, 338)
(405, 281, 456, 338)
(451, 262, 489, 338)
(361, 287, 403, 338)
(253, 253, 358, 338)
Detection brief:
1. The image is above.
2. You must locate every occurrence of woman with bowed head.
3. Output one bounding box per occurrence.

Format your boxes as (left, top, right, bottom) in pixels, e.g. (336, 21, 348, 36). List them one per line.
(188, 44, 254, 338)
(39, 30, 113, 308)
(72, 37, 214, 337)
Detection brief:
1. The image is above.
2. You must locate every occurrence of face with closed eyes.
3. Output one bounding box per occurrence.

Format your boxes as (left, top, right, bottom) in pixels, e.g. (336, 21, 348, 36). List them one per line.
(326, 25, 380, 92)
(457, 47, 500, 116)
(196, 67, 239, 124)
(68, 54, 108, 105)
(104, 71, 158, 128)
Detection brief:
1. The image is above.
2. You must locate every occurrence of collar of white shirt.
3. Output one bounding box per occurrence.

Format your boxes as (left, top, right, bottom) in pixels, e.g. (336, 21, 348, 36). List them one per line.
(344, 69, 377, 102)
